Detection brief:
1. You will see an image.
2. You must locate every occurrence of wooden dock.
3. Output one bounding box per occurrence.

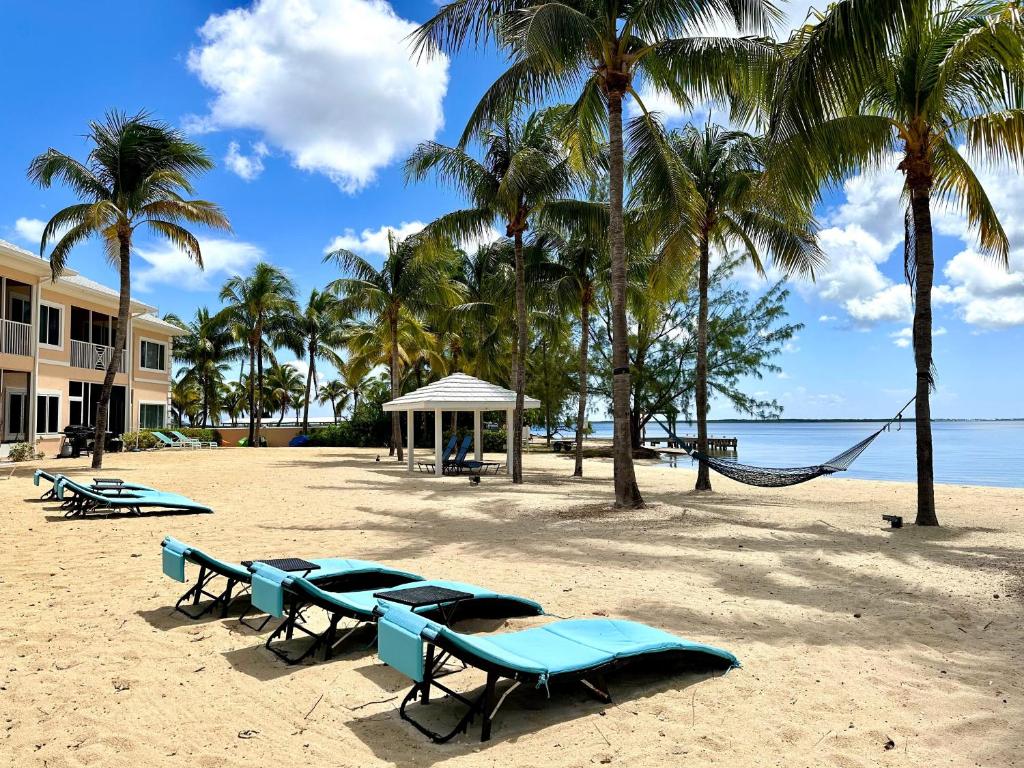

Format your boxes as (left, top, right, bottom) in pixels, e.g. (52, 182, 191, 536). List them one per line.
(642, 435, 738, 452)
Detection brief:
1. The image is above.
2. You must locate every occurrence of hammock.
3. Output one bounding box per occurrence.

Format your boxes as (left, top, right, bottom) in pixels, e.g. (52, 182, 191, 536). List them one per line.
(651, 398, 915, 488)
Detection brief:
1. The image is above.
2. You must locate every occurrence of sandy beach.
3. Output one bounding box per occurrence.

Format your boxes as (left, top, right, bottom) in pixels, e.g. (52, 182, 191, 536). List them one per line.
(2, 446, 1022, 767)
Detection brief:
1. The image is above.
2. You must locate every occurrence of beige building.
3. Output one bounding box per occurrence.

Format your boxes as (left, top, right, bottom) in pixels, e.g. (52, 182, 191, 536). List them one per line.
(1, 238, 183, 454)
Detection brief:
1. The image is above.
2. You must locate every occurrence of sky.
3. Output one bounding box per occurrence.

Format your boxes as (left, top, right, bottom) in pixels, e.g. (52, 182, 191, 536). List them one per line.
(0, 0, 1021, 421)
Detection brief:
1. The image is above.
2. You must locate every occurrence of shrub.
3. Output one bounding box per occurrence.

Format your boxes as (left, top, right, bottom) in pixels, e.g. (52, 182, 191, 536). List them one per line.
(7, 442, 43, 462)
(307, 417, 390, 448)
(122, 431, 159, 450)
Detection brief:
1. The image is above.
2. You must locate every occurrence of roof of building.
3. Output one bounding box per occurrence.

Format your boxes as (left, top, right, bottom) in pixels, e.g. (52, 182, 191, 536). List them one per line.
(383, 372, 541, 412)
(134, 312, 187, 336)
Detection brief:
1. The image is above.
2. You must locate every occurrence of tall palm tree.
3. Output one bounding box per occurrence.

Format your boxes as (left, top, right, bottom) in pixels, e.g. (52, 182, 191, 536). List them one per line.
(219, 263, 297, 447)
(412, 0, 777, 507)
(266, 362, 306, 425)
(171, 376, 202, 427)
(406, 109, 571, 482)
(633, 122, 822, 491)
(326, 232, 460, 461)
(167, 307, 241, 426)
(771, 0, 1024, 525)
(278, 289, 346, 433)
(317, 380, 347, 422)
(338, 359, 374, 418)
(28, 111, 229, 468)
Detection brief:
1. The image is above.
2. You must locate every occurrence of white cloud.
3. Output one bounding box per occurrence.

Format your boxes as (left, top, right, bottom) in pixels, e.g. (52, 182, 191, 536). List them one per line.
(282, 359, 309, 379)
(818, 314, 836, 322)
(134, 238, 263, 292)
(186, 0, 449, 193)
(224, 141, 269, 181)
(890, 325, 946, 348)
(324, 220, 502, 257)
(845, 284, 912, 324)
(14, 217, 71, 248)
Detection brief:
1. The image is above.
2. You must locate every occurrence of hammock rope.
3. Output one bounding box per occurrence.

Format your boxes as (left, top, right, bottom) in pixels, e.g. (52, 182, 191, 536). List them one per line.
(651, 397, 916, 488)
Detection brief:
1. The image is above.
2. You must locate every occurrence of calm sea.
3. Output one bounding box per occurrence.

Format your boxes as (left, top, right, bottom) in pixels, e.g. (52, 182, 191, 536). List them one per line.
(581, 420, 1024, 488)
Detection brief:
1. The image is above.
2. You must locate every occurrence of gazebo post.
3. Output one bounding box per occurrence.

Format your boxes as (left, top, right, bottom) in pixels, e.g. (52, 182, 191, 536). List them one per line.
(406, 410, 414, 471)
(434, 408, 443, 477)
(505, 408, 513, 476)
(473, 410, 482, 461)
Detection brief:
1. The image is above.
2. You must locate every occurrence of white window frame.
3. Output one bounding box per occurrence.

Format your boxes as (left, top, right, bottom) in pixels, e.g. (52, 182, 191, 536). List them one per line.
(138, 337, 167, 372)
(38, 300, 64, 350)
(68, 381, 84, 427)
(139, 400, 167, 430)
(35, 389, 62, 436)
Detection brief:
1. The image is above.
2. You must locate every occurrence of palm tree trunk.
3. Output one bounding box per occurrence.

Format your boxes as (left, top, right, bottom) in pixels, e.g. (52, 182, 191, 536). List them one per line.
(606, 89, 643, 507)
(695, 233, 712, 491)
(911, 189, 938, 525)
(255, 328, 264, 448)
(91, 235, 132, 469)
(246, 341, 256, 446)
(302, 341, 315, 434)
(573, 294, 590, 478)
(390, 314, 404, 462)
(512, 229, 527, 484)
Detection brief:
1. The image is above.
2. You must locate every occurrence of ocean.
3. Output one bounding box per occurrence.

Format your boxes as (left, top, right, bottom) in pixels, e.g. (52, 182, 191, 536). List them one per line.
(580, 420, 1024, 488)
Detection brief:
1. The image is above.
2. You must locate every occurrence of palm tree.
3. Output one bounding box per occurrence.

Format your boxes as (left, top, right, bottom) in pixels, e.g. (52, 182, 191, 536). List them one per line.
(171, 377, 202, 427)
(338, 359, 374, 418)
(326, 232, 460, 461)
(28, 111, 229, 468)
(219, 263, 297, 447)
(278, 289, 346, 433)
(545, 225, 606, 478)
(412, 0, 777, 507)
(266, 363, 306, 425)
(406, 109, 571, 482)
(633, 123, 822, 491)
(167, 308, 241, 426)
(317, 380, 347, 422)
(222, 380, 248, 427)
(771, 0, 1024, 525)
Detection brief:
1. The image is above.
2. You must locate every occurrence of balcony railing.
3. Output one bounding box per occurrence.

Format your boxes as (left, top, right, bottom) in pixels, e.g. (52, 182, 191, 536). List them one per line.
(1, 319, 31, 356)
(70, 338, 127, 371)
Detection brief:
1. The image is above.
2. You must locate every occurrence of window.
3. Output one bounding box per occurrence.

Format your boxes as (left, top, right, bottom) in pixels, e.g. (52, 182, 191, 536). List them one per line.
(9, 295, 31, 324)
(140, 340, 166, 371)
(38, 303, 62, 347)
(69, 382, 83, 426)
(36, 394, 60, 435)
(67, 382, 126, 434)
(140, 403, 166, 430)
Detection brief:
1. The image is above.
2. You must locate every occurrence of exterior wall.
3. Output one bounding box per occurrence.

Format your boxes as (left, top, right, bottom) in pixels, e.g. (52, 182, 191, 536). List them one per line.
(216, 426, 301, 447)
(132, 377, 172, 430)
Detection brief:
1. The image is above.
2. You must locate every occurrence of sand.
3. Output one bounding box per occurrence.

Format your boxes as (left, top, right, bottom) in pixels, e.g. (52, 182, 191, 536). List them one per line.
(2, 446, 1022, 767)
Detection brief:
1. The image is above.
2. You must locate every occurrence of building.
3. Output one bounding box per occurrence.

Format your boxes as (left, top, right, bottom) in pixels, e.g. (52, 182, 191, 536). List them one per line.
(1, 238, 183, 454)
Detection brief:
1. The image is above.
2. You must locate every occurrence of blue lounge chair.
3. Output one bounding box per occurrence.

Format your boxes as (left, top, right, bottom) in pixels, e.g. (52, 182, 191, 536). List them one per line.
(249, 565, 543, 664)
(35, 469, 153, 501)
(152, 431, 194, 450)
(443, 436, 503, 475)
(162, 536, 423, 624)
(377, 608, 739, 743)
(417, 435, 458, 474)
(55, 477, 212, 517)
(171, 430, 218, 449)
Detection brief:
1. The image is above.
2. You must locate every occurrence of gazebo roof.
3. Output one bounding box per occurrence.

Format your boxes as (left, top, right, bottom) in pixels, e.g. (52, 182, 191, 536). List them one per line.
(382, 372, 540, 412)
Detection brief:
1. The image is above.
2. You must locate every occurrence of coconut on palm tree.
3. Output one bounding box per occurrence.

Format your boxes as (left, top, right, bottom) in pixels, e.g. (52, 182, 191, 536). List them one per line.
(771, 0, 1024, 524)
(406, 109, 571, 482)
(412, 0, 778, 506)
(28, 111, 229, 468)
(326, 232, 461, 461)
(219, 263, 298, 447)
(633, 122, 822, 491)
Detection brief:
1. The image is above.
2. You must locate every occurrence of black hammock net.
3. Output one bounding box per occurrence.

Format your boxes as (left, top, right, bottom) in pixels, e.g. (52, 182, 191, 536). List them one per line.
(653, 398, 914, 488)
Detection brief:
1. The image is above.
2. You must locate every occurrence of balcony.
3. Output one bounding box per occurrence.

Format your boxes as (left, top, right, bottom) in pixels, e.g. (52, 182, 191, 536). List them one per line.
(70, 338, 127, 372)
(1, 319, 31, 356)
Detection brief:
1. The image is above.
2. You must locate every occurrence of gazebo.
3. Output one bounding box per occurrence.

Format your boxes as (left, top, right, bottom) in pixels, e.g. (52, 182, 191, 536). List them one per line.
(382, 373, 540, 476)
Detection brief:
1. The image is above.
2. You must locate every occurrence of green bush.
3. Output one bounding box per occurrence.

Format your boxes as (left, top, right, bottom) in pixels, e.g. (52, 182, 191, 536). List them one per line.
(6, 442, 43, 462)
(307, 417, 390, 448)
(122, 431, 159, 450)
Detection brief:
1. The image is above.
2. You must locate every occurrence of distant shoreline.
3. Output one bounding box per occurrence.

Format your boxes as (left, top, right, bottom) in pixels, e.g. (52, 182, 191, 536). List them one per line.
(583, 418, 1024, 424)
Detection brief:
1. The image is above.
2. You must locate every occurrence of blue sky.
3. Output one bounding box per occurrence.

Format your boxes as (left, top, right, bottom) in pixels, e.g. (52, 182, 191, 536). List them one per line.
(1, 0, 1021, 420)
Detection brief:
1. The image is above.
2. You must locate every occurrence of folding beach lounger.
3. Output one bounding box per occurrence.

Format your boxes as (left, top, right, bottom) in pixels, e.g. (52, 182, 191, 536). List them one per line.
(417, 435, 458, 474)
(171, 430, 218, 449)
(249, 565, 544, 664)
(35, 469, 153, 500)
(56, 477, 212, 517)
(442, 437, 503, 475)
(151, 431, 195, 449)
(162, 536, 423, 626)
(441, 437, 472, 475)
(377, 609, 739, 743)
